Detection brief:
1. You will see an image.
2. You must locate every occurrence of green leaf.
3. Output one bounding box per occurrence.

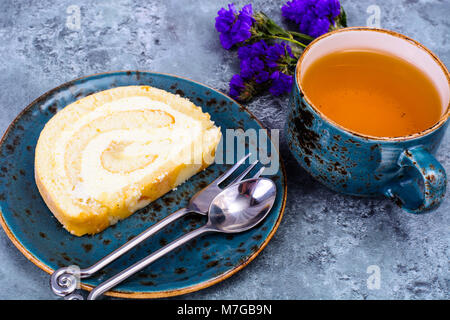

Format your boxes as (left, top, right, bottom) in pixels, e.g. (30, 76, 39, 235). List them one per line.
(254, 12, 290, 37)
(338, 7, 347, 28)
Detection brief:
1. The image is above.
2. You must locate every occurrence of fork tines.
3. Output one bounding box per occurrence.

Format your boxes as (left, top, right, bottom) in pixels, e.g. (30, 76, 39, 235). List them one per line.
(214, 153, 265, 186)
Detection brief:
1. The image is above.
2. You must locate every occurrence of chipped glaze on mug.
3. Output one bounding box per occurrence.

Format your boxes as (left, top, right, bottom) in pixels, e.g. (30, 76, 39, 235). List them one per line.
(286, 27, 450, 213)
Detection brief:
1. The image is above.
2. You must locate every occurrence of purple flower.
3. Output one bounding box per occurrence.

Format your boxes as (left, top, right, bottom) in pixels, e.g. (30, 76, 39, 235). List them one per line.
(282, 0, 342, 37)
(315, 0, 340, 18)
(281, 0, 310, 24)
(229, 74, 246, 99)
(254, 70, 270, 84)
(237, 40, 271, 83)
(266, 42, 294, 68)
(215, 4, 255, 49)
(240, 56, 265, 79)
(229, 74, 256, 101)
(309, 17, 331, 37)
(215, 4, 237, 32)
(298, 9, 315, 35)
(231, 40, 296, 100)
(237, 40, 268, 60)
(269, 71, 293, 96)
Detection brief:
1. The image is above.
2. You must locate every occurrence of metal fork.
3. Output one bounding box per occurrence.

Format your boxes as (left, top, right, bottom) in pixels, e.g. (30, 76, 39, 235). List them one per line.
(50, 153, 264, 299)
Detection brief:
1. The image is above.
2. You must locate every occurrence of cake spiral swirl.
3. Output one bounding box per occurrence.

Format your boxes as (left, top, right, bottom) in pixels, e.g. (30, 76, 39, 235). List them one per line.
(35, 86, 221, 236)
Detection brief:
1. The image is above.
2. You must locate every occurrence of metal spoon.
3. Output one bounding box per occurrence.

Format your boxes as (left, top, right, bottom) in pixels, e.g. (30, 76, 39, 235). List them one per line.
(51, 154, 261, 299)
(87, 177, 277, 300)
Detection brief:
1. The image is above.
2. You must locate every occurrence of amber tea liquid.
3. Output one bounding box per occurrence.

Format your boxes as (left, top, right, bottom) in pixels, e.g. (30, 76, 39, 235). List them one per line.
(301, 50, 442, 137)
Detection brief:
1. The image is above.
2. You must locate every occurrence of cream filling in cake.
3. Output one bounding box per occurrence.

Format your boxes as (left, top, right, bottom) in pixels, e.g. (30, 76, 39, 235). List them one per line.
(35, 86, 221, 236)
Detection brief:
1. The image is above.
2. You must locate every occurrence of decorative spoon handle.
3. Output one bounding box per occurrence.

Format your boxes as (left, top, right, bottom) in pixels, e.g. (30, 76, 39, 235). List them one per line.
(50, 207, 191, 297)
(87, 225, 212, 300)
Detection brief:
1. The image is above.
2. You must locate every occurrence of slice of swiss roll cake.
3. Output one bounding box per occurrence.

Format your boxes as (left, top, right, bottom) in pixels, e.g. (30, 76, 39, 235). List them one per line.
(35, 86, 221, 236)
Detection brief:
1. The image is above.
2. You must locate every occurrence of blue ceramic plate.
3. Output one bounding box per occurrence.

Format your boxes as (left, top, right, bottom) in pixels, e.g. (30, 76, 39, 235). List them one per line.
(0, 71, 286, 298)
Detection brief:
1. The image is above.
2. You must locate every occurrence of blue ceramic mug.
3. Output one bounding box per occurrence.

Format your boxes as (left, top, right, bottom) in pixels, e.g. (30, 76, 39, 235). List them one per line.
(286, 27, 449, 213)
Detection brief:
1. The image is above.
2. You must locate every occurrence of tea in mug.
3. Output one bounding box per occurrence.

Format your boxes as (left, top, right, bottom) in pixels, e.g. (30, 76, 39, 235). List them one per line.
(301, 50, 442, 137)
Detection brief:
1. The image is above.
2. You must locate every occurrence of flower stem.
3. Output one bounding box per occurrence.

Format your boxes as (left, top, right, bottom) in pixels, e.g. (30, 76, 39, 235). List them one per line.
(287, 30, 313, 42)
(265, 35, 307, 48)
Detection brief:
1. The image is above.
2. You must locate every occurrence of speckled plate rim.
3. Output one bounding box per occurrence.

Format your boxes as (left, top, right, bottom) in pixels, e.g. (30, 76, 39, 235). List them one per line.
(0, 70, 287, 299)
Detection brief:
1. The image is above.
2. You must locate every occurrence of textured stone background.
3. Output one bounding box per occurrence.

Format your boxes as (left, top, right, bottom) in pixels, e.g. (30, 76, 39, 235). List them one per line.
(0, 0, 448, 300)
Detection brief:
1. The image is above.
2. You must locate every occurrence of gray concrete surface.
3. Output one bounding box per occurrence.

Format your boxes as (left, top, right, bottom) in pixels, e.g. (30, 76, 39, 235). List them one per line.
(0, 0, 448, 299)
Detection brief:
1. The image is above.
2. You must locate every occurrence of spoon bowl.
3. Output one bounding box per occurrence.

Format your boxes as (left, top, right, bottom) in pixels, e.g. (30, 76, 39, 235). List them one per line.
(87, 177, 277, 300)
(207, 178, 277, 233)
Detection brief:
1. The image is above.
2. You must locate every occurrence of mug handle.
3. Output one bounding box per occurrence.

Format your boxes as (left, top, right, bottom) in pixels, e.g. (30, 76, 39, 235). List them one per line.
(384, 146, 447, 213)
